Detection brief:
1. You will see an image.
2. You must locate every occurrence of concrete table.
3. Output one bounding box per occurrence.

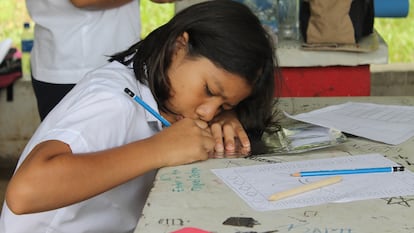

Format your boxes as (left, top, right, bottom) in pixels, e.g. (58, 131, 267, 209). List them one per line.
(135, 96, 414, 233)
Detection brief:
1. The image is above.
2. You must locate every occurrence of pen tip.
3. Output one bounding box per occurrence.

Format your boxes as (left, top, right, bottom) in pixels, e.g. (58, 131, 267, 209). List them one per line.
(394, 166, 405, 172)
(124, 88, 134, 97)
(291, 173, 301, 177)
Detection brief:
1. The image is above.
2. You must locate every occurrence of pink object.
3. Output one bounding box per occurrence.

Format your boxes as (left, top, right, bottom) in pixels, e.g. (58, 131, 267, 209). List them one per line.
(171, 227, 211, 233)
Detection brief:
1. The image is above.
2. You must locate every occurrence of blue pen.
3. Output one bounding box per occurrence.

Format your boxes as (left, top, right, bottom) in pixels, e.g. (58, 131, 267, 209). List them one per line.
(291, 166, 405, 177)
(124, 88, 171, 127)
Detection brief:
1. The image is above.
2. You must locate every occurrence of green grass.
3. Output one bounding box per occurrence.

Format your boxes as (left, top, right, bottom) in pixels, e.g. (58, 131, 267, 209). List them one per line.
(1, 0, 413, 63)
(374, 0, 414, 63)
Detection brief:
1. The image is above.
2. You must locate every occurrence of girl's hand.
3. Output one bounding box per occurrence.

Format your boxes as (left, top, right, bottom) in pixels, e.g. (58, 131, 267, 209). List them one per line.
(148, 118, 215, 166)
(209, 110, 251, 158)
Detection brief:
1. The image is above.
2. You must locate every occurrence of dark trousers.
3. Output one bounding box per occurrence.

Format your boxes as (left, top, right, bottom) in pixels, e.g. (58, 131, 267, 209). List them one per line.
(31, 76, 75, 121)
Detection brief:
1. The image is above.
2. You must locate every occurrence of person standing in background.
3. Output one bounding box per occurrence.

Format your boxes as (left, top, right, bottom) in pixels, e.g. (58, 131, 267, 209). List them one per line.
(26, 0, 175, 121)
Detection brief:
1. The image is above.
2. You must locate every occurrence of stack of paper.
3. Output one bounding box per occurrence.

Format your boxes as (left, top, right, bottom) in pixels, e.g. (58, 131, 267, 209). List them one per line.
(285, 102, 414, 145)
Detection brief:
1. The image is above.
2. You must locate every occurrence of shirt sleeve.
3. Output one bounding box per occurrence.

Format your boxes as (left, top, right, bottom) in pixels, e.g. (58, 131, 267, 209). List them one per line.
(41, 83, 138, 154)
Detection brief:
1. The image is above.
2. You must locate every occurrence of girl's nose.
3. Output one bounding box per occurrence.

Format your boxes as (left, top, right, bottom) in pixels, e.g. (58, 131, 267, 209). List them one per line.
(196, 101, 222, 122)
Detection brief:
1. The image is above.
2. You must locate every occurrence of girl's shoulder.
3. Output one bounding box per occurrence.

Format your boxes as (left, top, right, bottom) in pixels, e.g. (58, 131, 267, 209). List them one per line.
(80, 61, 137, 90)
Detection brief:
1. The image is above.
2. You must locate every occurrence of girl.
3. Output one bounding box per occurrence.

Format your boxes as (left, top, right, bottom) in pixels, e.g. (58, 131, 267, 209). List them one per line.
(0, 1, 280, 232)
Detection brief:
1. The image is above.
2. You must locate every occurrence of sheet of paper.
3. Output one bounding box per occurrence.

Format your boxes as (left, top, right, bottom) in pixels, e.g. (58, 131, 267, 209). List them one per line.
(211, 154, 414, 211)
(284, 102, 414, 145)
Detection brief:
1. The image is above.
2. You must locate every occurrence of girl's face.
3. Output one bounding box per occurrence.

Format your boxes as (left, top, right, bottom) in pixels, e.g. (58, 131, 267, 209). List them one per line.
(161, 34, 252, 124)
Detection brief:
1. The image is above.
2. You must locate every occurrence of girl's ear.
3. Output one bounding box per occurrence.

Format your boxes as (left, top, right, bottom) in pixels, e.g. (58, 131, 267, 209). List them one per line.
(174, 32, 190, 53)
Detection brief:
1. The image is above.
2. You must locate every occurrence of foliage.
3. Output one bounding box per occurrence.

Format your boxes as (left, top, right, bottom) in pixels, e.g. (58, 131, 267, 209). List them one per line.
(0, 0, 30, 50)
(0, 0, 413, 63)
(140, 0, 175, 38)
(375, 2, 414, 63)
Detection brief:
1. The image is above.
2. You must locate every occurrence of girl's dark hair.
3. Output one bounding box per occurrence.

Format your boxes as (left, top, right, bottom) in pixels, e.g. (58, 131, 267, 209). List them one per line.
(110, 0, 280, 142)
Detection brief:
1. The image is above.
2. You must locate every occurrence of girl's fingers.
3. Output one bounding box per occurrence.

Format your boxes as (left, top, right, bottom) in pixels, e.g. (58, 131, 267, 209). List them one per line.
(210, 123, 224, 153)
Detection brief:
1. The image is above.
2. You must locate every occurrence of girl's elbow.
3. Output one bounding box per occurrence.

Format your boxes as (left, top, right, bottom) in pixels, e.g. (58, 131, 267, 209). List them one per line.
(5, 182, 37, 215)
(69, 0, 92, 9)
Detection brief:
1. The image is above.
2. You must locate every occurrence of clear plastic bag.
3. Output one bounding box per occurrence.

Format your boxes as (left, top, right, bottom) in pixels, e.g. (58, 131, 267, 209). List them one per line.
(262, 122, 347, 154)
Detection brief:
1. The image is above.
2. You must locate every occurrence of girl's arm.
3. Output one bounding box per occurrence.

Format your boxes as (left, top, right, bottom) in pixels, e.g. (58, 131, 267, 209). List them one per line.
(6, 118, 214, 215)
(69, 0, 175, 9)
(69, 0, 133, 9)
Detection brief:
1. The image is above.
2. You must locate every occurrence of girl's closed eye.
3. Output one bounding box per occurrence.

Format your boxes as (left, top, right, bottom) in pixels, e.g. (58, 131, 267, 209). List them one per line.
(205, 84, 214, 96)
(205, 83, 237, 111)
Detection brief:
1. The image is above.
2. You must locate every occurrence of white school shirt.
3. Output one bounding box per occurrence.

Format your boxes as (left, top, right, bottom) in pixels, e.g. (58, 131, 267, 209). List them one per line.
(26, 0, 141, 84)
(0, 61, 161, 233)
